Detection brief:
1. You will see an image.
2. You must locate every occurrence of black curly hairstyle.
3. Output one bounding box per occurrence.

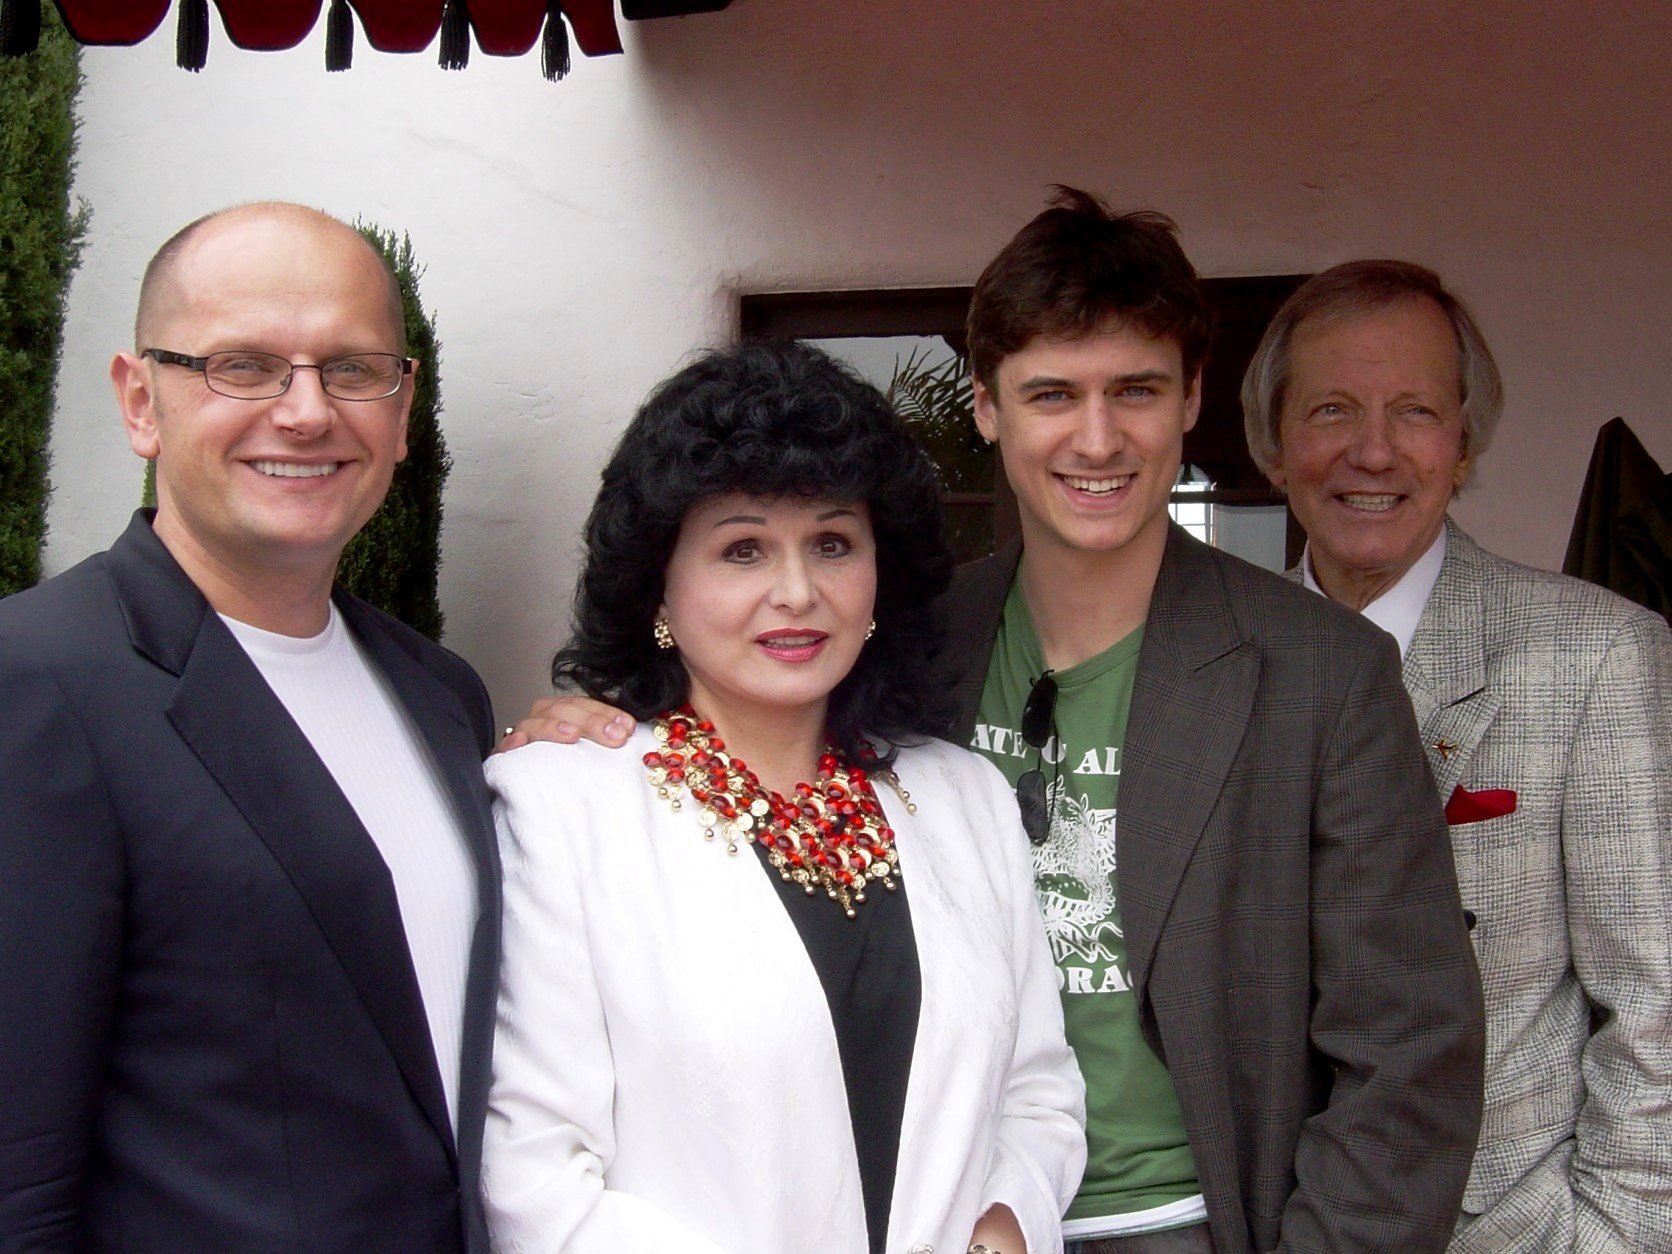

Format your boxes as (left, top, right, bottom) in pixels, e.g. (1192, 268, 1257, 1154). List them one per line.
(554, 339, 954, 763)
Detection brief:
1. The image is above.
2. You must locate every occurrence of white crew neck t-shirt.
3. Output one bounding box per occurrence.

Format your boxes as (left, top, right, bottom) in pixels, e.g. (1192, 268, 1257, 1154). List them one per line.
(222, 604, 476, 1129)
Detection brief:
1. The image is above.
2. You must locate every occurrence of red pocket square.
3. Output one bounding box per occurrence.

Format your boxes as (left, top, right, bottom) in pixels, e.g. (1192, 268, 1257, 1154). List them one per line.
(1446, 784, 1517, 824)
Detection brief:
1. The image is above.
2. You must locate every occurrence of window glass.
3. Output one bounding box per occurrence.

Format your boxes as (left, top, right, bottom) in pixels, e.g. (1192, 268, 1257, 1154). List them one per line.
(808, 335, 996, 564)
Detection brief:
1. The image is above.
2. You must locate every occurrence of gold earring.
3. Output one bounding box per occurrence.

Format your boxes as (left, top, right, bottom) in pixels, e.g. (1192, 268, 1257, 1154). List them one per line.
(654, 616, 676, 650)
(864, 619, 876, 641)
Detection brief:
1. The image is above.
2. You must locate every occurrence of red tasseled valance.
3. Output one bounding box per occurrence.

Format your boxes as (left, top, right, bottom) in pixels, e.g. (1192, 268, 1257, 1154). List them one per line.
(1, 0, 639, 71)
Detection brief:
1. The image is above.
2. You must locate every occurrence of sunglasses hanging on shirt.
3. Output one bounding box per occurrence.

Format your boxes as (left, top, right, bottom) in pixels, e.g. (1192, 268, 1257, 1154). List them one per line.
(1015, 670, 1058, 846)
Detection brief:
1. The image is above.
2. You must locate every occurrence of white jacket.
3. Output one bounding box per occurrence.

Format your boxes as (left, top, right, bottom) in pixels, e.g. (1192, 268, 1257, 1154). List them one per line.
(482, 730, 1086, 1254)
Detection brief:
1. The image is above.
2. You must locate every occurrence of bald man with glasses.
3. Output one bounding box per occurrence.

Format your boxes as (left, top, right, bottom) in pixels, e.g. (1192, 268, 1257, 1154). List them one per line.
(0, 203, 500, 1252)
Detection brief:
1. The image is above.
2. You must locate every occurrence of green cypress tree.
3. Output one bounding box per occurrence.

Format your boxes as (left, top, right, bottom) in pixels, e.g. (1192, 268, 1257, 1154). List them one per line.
(0, 7, 90, 595)
(335, 225, 450, 641)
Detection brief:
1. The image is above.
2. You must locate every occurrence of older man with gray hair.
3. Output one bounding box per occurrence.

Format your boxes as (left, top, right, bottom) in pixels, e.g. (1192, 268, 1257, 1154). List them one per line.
(1242, 259, 1672, 1252)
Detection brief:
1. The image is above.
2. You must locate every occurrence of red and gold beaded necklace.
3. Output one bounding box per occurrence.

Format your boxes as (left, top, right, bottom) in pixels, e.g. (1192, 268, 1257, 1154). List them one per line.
(643, 707, 911, 918)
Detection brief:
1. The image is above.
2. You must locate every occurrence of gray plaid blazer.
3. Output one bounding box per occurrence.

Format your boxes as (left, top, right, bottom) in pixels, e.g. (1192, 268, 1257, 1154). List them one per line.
(1400, 521, 1672, 1253)
(943, 524, 1485, 1254)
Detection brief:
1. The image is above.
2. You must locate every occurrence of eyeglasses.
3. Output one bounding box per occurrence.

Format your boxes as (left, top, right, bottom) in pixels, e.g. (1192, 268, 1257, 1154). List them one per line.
(1015, 670, 1058, 846)
(142, 348, 413, 401)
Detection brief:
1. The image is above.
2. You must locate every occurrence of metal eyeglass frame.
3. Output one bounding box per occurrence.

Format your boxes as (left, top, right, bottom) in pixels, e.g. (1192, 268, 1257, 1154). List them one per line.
(141, 348, 413, 401)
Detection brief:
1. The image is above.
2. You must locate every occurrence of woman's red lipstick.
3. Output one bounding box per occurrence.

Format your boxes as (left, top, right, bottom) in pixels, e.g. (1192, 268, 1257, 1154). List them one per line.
(755, 629, 829, 662)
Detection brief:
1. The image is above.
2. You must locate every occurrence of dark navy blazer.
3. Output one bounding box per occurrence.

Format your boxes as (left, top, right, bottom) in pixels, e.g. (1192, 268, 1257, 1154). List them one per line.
(0, 512, 501, 1252)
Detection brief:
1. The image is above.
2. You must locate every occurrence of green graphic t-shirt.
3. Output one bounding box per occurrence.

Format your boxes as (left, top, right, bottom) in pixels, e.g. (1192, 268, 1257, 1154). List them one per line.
(972, 579, 1201, 1226)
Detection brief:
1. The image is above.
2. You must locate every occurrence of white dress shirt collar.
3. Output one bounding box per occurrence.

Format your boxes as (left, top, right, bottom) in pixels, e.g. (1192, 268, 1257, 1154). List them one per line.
(1301, 526, 1447, 657)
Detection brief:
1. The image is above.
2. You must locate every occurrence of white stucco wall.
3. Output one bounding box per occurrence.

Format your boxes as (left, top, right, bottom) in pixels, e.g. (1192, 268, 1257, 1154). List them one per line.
(44, 0, 1671, 719)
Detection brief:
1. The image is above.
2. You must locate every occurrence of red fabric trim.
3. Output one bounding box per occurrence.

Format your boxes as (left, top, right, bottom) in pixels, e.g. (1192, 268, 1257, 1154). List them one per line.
(467, 0, 542, 55)
(214, 0, 321, 51)
(561, 0, 620, 56)
(348, 0, 442, 52)
(50, 0, 621, 57)
(50, 0, 170, 44)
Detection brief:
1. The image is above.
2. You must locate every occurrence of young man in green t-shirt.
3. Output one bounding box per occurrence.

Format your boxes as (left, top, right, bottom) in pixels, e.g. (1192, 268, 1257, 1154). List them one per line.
(938, 187, 1483, 1253)
(514, 189, 1485, 1254)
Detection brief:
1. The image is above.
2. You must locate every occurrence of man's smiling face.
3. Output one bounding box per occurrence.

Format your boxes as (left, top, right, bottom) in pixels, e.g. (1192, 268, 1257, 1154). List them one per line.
(973, 321, 1198, 564)
(114, 209, 411, 587)
(1267, 296, 1469, 607)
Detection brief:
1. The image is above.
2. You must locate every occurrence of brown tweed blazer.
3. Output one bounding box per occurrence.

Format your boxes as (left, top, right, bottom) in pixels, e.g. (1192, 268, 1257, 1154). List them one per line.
(941, 524, 1485, 1254)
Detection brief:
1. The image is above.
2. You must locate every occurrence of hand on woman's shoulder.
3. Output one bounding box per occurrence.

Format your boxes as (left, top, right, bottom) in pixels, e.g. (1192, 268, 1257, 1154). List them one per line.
(489, 724, 648, 786)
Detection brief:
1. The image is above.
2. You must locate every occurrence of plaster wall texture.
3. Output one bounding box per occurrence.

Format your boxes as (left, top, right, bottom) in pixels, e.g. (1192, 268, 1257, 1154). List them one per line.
(42, 0, 1672, 720)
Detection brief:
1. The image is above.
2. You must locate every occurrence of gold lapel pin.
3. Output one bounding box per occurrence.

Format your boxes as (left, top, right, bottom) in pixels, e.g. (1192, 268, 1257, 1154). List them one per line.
(1433, 738, 1458, 760)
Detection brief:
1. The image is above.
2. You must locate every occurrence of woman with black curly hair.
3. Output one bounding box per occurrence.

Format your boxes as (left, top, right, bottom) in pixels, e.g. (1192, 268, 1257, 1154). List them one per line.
(482, 340, 1084, 1254)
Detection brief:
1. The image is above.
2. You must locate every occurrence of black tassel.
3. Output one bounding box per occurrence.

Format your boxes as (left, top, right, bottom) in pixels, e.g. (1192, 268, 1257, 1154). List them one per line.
(1, 0, 43, 58)
(541, 0, 569, 81)
(324, 0, 352, 71)
(176, 0, 209, 71)
(439, 0, 469, 70)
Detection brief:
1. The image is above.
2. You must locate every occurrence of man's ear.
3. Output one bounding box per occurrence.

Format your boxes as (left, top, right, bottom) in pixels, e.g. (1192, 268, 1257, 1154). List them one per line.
(1263, 412, 1290, 493)
(394, 358, 417, 463)
(1182, 369, 1203, 434)
(1450, 445, 1472, 493)
(112, 351, 161, 460)
(972, 377, 1000, 443)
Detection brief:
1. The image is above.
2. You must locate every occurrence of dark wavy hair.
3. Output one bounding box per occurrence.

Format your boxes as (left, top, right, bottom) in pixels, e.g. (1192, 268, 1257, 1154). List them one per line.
(554, 339, 954, 763)
(967, 185, 1213, 392)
